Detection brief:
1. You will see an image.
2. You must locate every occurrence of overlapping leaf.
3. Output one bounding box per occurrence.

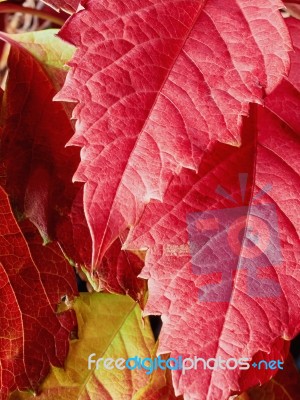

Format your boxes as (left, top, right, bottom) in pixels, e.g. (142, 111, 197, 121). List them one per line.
(237, 338, 290, 393)
(9, 30, 75, 94)
(0, 30, 79, 244)
(0, 187, 77, 399)
(124, 16, 300, 400)
(56, 0, 292, 271)
(63, 187, 146, 301)
(10, 293, 180, 400)
(0, 31, 145, 300)
(0, 4, 298, 400)
(237, 355, 300, 400)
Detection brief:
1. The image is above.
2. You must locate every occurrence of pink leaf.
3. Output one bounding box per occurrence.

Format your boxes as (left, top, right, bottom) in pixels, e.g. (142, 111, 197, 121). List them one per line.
(56, 0, 292, 270)
(124, 18, 300, 399)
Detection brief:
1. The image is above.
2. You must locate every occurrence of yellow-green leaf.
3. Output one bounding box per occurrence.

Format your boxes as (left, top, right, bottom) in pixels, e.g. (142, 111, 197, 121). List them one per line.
(11, 293, 178, 400)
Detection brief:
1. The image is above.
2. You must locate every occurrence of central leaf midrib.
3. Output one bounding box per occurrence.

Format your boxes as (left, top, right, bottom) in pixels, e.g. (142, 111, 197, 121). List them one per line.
(94, 0, 209, 268)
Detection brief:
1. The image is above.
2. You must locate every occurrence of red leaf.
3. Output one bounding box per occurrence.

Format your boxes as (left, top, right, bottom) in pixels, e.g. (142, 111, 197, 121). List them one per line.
(0, 187, 77, 398)
(124, 18, 300, 400)
(238, 338, 290, 393)
(56, 0, 292, 270)
(0, 34, 80, 246)
(238, 354, 300, 400)
(98, 232, 146, 302)
(64, 187, 146, 301)
(0, 32, 145, 301)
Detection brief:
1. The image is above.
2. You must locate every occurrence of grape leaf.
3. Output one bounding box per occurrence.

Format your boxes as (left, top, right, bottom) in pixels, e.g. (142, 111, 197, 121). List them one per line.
(124, 17, 300, 399)
(0, 186, 77, 399)
(10, 293, 179, 400)
(55, 0, 292, 270)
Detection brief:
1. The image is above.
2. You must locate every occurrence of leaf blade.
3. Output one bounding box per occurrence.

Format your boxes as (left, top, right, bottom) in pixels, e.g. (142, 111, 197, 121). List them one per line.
(55, 0, 292, 269)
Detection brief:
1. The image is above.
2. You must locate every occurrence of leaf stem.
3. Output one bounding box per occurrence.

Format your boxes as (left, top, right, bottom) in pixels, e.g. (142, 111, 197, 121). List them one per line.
(0, 3, 65, 27)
